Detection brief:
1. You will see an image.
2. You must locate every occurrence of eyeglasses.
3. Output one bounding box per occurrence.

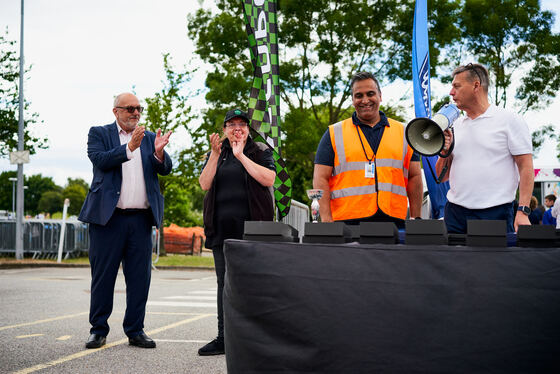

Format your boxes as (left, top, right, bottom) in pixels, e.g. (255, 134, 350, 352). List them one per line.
(116, 106, 144, 113)
(465, 63, 483, 83)
(225, 122, 248, 128)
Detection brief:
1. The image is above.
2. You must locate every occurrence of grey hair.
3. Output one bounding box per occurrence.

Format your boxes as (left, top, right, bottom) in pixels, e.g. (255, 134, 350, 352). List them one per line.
(452, 63, 489, 93)
(350, 72, 381, 94)
(113, 94, 122, 108)
(113, 93, 135, 108)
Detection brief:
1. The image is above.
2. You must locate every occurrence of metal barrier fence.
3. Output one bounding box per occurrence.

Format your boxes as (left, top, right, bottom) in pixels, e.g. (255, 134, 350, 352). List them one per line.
(0, 219, 89, 259)
(281, 200, 310, 240)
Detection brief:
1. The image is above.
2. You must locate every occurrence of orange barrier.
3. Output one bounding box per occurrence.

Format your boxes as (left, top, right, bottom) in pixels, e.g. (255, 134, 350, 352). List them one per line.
(163, 224, 205, 255)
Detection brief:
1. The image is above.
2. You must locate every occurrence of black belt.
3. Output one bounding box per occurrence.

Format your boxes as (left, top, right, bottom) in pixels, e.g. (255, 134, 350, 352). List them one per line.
(115, 208, 150, 215)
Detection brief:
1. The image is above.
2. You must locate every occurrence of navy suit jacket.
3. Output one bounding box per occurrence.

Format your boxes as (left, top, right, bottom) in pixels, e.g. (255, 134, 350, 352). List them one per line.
(78, 122, 172, 227)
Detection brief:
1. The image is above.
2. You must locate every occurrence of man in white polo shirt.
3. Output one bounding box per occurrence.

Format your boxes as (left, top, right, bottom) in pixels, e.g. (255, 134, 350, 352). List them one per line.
(435, 63, 534, 233)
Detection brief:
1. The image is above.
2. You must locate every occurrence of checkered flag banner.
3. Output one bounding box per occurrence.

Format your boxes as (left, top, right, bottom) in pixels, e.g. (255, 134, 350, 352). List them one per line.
(243, 0, 292, 218)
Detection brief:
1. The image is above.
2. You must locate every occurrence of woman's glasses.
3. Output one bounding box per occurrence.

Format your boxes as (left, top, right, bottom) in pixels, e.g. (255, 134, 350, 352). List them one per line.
(225, 122, 248, 128)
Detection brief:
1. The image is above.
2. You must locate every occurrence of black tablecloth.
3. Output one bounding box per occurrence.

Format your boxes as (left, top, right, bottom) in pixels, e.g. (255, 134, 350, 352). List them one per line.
(223, 240, 560, 374)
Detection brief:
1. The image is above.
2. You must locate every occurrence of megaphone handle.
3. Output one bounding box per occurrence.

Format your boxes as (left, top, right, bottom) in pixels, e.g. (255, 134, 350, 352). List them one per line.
(438, 128, 455, 159)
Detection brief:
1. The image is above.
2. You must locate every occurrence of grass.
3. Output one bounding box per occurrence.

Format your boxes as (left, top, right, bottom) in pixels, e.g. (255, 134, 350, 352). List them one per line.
(152, 253, 214, 267)
(60, 253, 215, 268)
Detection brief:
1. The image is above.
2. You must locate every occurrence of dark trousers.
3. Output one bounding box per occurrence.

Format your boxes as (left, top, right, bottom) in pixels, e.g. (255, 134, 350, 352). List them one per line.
(88, 209, 153, 338)
(212, 245, 226, 339)
(444, 201, 515, 234)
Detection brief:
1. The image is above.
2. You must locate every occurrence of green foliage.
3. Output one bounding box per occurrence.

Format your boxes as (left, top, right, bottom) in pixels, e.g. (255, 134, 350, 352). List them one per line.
(143, 53, 196, 135)
(161, 176, 203, 227)
(37, 190, 64, 215)
(186, 0, 460, 202)
(0, 29, 48, 158)
(66, 178, 89, 192)
(532, 125, 560, 161)
(25, 174, 60, 215)
(62, 179, 88, 216)
(458, 0, 560, 111)
(186, 0, 560, 198)
(385, 0, 463, 83)
(0, 171, 61, 215)
(0, 171, 17, 212)
(142, 54, 204, 231)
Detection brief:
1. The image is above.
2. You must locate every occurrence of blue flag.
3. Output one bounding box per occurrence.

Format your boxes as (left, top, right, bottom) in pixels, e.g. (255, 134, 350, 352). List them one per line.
(412, 0, 449, 219)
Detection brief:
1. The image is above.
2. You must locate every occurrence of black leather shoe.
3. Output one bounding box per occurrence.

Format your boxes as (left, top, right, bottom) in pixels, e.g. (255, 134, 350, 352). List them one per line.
(85, 333, 106, 349)
(128, 332, 156, 348)
(198, 337, 225, 356)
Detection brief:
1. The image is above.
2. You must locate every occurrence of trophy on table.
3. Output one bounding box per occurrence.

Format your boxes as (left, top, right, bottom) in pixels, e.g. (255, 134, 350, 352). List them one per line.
(306, 189, 323, 223)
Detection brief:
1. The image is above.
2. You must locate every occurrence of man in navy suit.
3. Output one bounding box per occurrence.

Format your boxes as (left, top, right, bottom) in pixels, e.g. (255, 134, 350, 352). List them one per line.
(79, 92, 172, 349)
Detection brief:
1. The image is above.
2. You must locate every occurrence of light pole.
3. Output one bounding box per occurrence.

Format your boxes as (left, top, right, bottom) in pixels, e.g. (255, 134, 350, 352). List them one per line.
(15, 0, 25, 260)
(9, 177, 17, 215)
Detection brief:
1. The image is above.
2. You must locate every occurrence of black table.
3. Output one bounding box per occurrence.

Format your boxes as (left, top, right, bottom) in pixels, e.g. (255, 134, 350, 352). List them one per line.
(223, 240, 560, 374)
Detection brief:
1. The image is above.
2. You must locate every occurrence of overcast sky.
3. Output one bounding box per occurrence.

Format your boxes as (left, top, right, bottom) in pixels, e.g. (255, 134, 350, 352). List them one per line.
(1, 0, 559, 187)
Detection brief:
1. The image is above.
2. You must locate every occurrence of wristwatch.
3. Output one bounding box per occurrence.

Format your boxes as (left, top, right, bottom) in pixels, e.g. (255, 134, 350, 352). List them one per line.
(517, 205, 531, 215)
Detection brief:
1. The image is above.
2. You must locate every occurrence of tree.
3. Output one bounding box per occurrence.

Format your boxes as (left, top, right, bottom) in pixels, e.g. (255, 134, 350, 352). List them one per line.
(0, 170, 17, 212)
(162, 177, 203, 228)
(25, 174, 60, 215)
(62, 178, 89, 216)
(0, 172, 63, 215)
(186, 0, 460, 203)
(66, 178, 89, 192)
(457, 0, 560, 112)
(142, 54, 199, 254)
(0, 29, 48, 158)
(37, 190, 64, 215)
(532, 125, 560, 162)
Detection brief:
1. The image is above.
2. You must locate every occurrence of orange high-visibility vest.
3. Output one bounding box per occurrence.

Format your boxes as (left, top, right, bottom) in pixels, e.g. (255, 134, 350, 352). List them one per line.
(328, 117, 413, 221)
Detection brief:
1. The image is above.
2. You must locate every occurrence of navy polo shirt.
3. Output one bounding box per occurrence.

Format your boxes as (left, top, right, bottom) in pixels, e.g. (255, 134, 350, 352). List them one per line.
(314, 111, 419, 166)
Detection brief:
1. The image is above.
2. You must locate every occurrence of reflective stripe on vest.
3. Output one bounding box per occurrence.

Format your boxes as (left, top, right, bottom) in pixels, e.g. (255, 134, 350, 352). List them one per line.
(330, 183, 407, 199)
(328, 117, 412, 221)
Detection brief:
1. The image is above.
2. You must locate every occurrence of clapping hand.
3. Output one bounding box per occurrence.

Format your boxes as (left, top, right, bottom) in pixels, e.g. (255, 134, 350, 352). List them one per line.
(155, 129, 172, 159)
(209, 133, 222, 156)
(129, 126, 145, 152)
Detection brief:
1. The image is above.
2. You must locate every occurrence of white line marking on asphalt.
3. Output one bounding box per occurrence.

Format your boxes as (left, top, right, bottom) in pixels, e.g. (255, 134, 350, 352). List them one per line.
(189, 289, 217, 294)
(0, 312, 88, 331)
(16, 334, 44, 339)
(163, 295, 215, 300)
(13, 313, 214, 374)
(147, 301, 216, 308)
(154, 339, 208, 343)
(56, 335, 72, 341)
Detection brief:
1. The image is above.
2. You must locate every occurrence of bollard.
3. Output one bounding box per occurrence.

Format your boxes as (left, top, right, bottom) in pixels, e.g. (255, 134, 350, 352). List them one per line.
(57, 199, 70, 263)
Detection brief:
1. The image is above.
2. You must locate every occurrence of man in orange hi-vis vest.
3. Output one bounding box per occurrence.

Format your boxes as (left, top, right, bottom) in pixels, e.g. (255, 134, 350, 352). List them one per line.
(313, 72, 422, 228)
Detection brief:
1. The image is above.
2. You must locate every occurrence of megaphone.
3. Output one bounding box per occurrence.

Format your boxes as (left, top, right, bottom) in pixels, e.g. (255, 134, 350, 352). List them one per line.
(405, 103, 460, 157)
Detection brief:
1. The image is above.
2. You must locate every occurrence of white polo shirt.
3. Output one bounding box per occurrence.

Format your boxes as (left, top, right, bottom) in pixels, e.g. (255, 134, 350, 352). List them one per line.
(551, 199, 560, 229)
(447, 105, 532, 209)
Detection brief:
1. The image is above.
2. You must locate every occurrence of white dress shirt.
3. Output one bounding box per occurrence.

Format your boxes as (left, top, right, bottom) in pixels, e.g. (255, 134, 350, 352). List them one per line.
(116, 123, 149, 209)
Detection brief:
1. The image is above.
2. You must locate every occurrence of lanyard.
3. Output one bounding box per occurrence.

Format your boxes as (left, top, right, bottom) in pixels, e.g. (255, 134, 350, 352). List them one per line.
(356, 124, 374, 163)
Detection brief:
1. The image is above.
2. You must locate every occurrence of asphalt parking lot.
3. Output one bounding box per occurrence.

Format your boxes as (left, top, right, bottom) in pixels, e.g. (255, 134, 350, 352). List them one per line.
(0, 266, 226, 374)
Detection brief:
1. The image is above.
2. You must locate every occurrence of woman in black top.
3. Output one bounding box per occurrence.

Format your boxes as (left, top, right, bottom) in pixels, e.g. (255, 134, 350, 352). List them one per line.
(198, 109, 276, 356)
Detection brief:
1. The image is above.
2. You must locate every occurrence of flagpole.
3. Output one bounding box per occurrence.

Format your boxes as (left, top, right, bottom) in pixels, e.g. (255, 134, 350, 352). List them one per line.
(412, 0, 449, 219)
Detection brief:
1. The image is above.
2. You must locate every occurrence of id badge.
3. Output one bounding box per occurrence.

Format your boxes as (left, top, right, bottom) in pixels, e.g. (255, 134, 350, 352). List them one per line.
(365, 161, 375, 178)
